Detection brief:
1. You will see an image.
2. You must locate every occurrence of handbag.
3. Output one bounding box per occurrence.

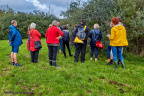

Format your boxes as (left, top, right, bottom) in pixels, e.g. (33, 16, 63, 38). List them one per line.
(74, 36, 83, 43)
(95, 41, 104, 49)
(30, 31, 42, 49)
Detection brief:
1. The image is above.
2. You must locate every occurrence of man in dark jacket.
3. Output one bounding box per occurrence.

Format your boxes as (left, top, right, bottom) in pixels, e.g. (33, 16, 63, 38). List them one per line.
(74, 19, 90, 63)
(8, 20, 23, 66)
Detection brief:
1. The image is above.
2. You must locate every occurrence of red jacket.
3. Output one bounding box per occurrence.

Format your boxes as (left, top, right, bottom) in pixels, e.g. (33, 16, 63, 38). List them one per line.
(45, 25, 63, 44)
(29, 29, 41, 51)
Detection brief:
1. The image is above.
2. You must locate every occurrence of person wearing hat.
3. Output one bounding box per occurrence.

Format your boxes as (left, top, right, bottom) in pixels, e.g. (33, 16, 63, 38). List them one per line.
(107, 17, 128, 69)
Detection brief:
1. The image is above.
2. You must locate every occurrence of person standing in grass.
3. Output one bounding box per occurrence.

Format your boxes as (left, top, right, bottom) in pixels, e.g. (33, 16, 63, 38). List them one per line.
(28, 23, 41, 63)
(89, 24, 102, 62)
(62, 25, 73, 58)
(57, 21, 63, 54)
(45, 20, 64, 67)
(107, 17, 128, 69)
(8, 20, 22, 66)
(74, 19, 90, 63)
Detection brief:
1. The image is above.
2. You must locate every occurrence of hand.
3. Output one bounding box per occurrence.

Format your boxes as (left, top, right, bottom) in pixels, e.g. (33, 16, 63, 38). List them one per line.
(56, 36, 61, 40)
(8, 41, 11, 43)
(107, 34, 110, 37)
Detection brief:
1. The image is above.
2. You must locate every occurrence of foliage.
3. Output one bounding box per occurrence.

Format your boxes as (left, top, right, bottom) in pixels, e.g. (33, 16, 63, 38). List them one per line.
(60, 0, 144, 56)
(0, 7, 58, 40)
(0, 39, 144, 95)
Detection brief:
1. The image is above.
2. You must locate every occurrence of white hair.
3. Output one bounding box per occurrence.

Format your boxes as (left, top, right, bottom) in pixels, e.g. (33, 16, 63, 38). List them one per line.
(11, 20, 17, 25)
(94, 24, 99, 29)
(30, 23, 36, 29)
(52, 20, 58, 26)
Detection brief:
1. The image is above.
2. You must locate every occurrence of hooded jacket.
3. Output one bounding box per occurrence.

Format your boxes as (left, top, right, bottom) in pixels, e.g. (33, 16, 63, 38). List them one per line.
(8, 25, 22, 46)
(109, 25, 128, 46)
(89, 29, 102, 46)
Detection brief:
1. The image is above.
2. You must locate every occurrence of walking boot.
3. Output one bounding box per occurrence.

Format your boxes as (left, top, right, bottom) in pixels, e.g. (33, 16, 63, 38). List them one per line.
(121, 60, 125, 69)
(53, 61, 59, 68)
(49, 60, 53, 66)
(114, 61, 118, 69)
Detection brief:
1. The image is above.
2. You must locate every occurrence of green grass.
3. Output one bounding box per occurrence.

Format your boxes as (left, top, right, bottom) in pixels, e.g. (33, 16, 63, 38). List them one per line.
(0, 39, 144, 96)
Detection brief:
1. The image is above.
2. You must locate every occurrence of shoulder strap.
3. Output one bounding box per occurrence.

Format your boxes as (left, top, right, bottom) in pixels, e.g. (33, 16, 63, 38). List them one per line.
(84, 25, 86, 31)
(30, 31, 34, 41)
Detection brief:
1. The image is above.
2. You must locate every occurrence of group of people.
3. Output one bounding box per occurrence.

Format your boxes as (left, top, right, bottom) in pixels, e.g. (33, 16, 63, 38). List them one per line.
(8, 17, 128, 69)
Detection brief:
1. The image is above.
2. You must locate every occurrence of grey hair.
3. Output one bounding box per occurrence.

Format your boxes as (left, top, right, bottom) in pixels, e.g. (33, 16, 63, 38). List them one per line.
(94, 24, 99, 29)
(11, 20, 17, 25)
(30, 23, 36, 29)
(52, 20, 58, 26)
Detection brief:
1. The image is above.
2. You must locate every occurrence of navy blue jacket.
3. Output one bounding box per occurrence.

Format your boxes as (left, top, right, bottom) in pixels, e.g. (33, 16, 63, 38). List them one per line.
(89, 29, 102, 46)
(62, 30, 70, 42)
(74, 23, 90, 44)
(8, 25, 22, 46)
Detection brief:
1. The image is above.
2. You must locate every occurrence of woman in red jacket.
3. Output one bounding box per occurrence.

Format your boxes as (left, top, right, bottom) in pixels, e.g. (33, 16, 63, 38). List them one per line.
(29, 23, 41, 63)
(45, 20, 64, 67)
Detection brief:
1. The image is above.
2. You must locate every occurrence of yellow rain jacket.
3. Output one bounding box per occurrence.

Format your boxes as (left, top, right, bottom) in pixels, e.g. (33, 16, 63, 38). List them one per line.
(109, 25, 128, 46)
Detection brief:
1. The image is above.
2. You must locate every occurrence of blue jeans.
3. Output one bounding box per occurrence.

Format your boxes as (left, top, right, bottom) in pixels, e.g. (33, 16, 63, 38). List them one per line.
(90, 46, 98, 58)
(57, 38, 63, 52)
(111, 46, 124, 61)
(107, 43, 111, 59)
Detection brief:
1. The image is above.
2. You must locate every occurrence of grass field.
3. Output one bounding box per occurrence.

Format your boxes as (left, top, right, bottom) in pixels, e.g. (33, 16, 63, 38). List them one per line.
(0, 39, 144, 96)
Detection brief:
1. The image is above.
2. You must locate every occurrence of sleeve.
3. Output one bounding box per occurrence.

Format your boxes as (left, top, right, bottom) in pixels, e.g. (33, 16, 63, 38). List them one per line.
(74, 26, 78, 38)
(89, 30, 92, 38)
(109, 28, 115, 40)
(9, 28, 17, 41)
(100, 31, 102, 40)
(68, 32, 70, 41)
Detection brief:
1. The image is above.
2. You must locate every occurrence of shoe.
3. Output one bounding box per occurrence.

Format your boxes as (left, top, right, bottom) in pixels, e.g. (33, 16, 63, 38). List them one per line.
(57, 52, 59, 54)
(95, 58, 98, 62)
(81, 60, 84, 63)
(118, 61, 121, 65)
(106, 62, 113, 65)
(70, 54, 73, 56)
(12, 62, 15, 65)
(74, 60, 78, 62)
(61, 51, 63, 54)
(14, 63, 22, 67)
(90, 57, 93, 60)
(49, 61, 53, 66)
(106, 59, 110, 62)
(53, 61, 59, 68)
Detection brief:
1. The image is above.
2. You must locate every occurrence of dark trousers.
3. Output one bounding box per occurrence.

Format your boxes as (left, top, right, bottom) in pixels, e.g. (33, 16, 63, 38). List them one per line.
(107, 43, 112, 59)
(90, 46, 98, 58)
(48, 46, 58, 62)
(31, 50, 39, 63)
(74, 43, 87, 61)
(62, 41, 72, 57)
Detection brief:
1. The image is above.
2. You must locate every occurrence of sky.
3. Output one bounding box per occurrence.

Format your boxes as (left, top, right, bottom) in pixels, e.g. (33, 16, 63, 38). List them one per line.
(0, 0, 87, 18)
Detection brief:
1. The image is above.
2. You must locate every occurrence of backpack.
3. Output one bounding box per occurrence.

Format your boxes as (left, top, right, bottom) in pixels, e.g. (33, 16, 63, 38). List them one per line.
(76, 25, 87, 40)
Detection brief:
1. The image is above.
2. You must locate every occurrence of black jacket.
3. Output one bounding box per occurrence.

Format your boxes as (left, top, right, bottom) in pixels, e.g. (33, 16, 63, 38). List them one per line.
(62, 30, 70, 42)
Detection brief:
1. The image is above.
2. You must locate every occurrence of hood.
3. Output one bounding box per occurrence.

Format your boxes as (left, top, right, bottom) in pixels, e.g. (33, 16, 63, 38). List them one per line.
(114, 25, 124, 30)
